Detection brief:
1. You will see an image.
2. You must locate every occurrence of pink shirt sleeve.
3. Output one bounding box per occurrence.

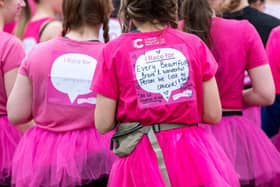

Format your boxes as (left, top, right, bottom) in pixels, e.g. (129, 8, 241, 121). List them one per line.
(245, 22, 268, 70)
(91, 46, 119, 100)
(2, 37, 25, 73)
(198, 40, 218, 81)
(19, 55, 30, 77)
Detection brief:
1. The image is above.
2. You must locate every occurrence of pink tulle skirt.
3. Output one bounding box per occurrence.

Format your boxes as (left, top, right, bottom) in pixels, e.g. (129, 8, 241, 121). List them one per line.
(243, 106, 261, 127)
(108, 126, 240, 187)
(204, 116, 280, 186)
(0, 116, 21, 185)
(12, 126, 116, 187)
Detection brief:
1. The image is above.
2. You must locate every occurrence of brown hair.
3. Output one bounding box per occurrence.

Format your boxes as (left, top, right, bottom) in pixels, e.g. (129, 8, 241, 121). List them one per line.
(177, 0, 184, 20)
(119, 0, 178, 33)
(62, 0, 113, 42)
(221, 0, 241, 13)
(182, 0, 212, 47)
(14, 0, 31, 39)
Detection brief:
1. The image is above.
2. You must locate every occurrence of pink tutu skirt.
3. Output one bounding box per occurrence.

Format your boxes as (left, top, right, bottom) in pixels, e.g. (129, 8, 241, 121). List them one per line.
(0, 116, 21, 185)
(243, 106, 261, 127)
(205, 116, 280, 186)
(108, 126, 240, 187)
(12, 126, 116, 187)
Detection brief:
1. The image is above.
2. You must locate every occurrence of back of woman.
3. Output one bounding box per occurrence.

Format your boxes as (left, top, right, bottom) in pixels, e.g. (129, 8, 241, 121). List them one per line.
(210, 17, 267, 109)
(8, 0, 116, 186)
(0, 0, 26, 185)
(22, 0, 63, 53)
(182, 0, 280, 186)
(92, 0, 240, 186)
(263, 26, 280, 152)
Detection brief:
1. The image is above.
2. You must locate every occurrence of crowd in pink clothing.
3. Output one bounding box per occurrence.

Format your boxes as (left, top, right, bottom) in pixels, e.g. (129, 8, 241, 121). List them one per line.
(0, 0, 280, 187)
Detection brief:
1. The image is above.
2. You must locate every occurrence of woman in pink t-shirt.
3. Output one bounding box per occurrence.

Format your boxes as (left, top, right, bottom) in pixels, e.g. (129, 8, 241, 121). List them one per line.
(182, 0, 280, 186)
(0, 0, 26, 186)
(91, 0, 240, 186)
(7, 0, 115, 187)
(22, 0, 62, 53)
(263, 26, 280, 152)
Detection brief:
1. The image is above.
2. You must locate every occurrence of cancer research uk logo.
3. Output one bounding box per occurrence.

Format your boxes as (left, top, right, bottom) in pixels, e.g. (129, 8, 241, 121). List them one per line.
(48, 53, 97, 107)
(131, 46, 194, 107)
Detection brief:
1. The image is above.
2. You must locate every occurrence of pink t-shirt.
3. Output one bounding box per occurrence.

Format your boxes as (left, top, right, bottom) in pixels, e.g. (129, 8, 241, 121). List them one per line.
(210, 17, 268, 109)
(3, 22, 16, 34)
(0, 32, 25, 115)
(20, 37, 104, 132)
(22, 17, 52, 53)
(266, 26, 280, 94)
(92, 27, 217, 125)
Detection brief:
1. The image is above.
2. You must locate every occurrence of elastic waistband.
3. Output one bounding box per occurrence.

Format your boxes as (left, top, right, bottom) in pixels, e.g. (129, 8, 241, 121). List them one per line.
(222, 111, 242, 117)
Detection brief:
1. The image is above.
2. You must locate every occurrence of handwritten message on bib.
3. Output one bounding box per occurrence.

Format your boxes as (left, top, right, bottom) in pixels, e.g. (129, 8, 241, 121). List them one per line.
(131, 46, 194, 107)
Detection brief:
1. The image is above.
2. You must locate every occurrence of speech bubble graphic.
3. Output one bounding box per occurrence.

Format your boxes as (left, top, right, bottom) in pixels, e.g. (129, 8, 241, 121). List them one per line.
(50, 53, 97, 104)
(135, 48, 189, 102)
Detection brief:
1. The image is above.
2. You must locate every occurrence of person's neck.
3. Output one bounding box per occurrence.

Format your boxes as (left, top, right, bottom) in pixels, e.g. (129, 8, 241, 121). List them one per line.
(65, 25, 100, 41)
(134, 21, 165, 33)
(31, 3, 55, 21)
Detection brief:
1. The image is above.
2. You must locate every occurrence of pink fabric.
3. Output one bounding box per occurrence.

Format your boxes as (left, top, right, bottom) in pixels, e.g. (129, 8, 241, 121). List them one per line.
(19, 37, 103, 132)
(210, 17, 268, 109)
(22, 17, 52, 53)
(108, 126, 239, 187)
(92, 27, 218, 125)
(0, 117, 21, 185)
(14, 37, 116, 186)
(0, 31, 25, 115)
(12, 126, 115, 187)
(243, 106, 261, 127)
(0, 32, 24, 186)
(202, 17, 280, 185)
(3, 22, 15, 34)
(204, 117, 280, 186)
(266, 26, 280, 94)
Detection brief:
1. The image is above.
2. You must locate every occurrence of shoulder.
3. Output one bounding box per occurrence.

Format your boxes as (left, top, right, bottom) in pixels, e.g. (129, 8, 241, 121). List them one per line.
(39, 20, 62, 42)
(0, 32, 24, 53)
(103, 34, 130, 55)
(271, 25, 280, 34)
(269, 26, 280, 39)
(168, 28, 204, 44)
(27, 37, 59, 57)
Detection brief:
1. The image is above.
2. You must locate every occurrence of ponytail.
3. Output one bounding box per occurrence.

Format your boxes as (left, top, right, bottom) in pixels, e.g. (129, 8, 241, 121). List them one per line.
(102, 17, 110, 43)
(182, 0, 212, 47)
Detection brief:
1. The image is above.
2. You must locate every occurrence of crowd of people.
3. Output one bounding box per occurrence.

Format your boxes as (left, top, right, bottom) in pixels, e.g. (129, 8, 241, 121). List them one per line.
(0, 0, 280, 186)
